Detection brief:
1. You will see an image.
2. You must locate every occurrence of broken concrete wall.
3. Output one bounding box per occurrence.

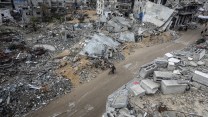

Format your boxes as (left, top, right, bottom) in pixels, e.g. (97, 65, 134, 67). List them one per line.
(96, 0, 105, 15)
(143, 1, 174, 27)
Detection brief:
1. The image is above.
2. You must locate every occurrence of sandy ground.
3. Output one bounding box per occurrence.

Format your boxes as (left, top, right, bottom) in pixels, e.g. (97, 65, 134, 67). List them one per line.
(26, 28, 201, 117)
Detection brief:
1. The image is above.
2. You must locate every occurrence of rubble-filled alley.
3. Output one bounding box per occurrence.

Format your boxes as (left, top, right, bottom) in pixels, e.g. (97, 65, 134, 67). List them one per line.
(0, 0, 208, 117)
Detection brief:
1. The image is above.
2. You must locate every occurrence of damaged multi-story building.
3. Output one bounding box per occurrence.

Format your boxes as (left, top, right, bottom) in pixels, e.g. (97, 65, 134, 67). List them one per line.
(97, 0, 207, 31)
(97, 0, 134, 16)
(167, 0, 203, 29)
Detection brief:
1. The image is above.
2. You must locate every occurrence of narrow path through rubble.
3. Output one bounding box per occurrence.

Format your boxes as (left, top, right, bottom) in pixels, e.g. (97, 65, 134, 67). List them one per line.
(27, 29, 201, 117)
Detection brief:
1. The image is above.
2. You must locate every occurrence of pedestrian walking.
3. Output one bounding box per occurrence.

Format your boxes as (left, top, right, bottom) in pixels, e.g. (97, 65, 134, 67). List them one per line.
(109, 64, 116, 74)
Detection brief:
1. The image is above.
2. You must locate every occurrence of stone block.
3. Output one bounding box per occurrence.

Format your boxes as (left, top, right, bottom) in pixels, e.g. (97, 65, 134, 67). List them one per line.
(140, 79, 160, 94)
(130, 84, 146, 96)
(153, 71, 175, 82)
(161, 80, 187, 94)
(193, 70, 208, 86)
(168, 58, 180, 63)
(154, 58, 168, 68)
(189, 61, 198, 67)
(139, 62, 157, 78)
(167, 62, 175, 71)
(165, 53, 173, 58)
(193, 49, 205, 61)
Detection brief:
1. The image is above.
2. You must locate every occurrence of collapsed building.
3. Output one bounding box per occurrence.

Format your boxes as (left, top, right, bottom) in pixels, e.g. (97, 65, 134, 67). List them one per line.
(97, 0, 208, 31)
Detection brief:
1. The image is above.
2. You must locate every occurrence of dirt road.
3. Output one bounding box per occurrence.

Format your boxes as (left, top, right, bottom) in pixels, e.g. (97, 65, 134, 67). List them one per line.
(27, 29, 201, 117)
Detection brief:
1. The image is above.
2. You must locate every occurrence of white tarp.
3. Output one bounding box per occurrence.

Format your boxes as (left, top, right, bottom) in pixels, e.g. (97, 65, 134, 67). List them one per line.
(143, 1, 174, 27)
(80, 33, 120, 57)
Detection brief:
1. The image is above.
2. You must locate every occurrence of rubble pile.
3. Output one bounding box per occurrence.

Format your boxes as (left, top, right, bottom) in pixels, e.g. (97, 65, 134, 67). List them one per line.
(103, 40, 208, 117)
(0, 28, 72, 117)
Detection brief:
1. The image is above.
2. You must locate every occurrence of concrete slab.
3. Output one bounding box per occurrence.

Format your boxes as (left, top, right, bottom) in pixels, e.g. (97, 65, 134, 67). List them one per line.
(161, 80, 187, 94)
(140, 79, 160, 94)
(193, 70, 208, 86)
(130, 85, 146, 97)
(167, 62, 175, 71)
(153, 71, 175, 82)
(154, 58, 168, 68)
(165, 53, 173, 58)
(111, 89, 129, 109)
(168, 58, 180, 63)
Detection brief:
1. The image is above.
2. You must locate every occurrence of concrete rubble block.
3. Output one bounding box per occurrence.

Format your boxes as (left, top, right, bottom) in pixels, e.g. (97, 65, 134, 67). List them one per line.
(165, 53, 173, 59)
(111, 89, 129, 109)
(153, 71, 176, 82)
(193, 70, 208, 86)
(167, 62, 175, 71)
(119, 32, 135, 42)
(173, 70, 181, 75)
(189, 61, 198, 67)
(139, 62, 157, 78)
(197, 61, 205, 66)
(193, 49, 205, 61)
(130, 84, 146, 97)
(161, 80, 187, 94)
(168, 58, 180, 63)
(140, 79, 160, 94)
(154, 58, 168, 68)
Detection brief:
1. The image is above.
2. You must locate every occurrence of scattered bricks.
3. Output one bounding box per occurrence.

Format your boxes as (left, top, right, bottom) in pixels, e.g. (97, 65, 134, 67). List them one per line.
(139, 62, 157, 78)
(111, 89, 129, 109)
(153, 71, 175, 82)
(130, 84, 146, 96)
(140, 79, 160, 94)
(167, 62, 175, 71)
(154, 58, 168, 68)
(193, 49, 205, 61)
(161, 80, 187, 94)
(193, 70, 208, 86)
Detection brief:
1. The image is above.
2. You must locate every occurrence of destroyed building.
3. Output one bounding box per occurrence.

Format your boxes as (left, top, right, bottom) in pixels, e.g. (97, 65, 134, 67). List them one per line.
(0, 0, 14, 9)
(96, 0, 134, 16)
(170, 1, 202, 29)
